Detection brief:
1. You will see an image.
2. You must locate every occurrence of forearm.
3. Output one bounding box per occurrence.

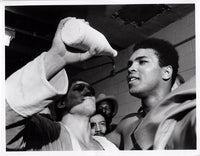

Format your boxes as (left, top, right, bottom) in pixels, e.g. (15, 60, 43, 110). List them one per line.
(44, 52, 66, 80)
(44, 48, 92, 80)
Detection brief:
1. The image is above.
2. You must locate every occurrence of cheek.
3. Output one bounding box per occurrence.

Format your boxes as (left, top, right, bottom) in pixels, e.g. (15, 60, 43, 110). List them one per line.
(106, 110, 111, 115)
(142, 67, 161, 79)
(67, 92, 83, 107)
(99, 125, 106, 132)
(101, 126, 107, 133)
(142, 66, 155, 74)
(141, 69, 162, 90)
(91, 128, 96, 134)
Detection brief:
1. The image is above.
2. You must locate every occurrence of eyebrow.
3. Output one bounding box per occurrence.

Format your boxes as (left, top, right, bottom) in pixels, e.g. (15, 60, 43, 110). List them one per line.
(128, 56, 148, 65)
(134, 56, 148, 61)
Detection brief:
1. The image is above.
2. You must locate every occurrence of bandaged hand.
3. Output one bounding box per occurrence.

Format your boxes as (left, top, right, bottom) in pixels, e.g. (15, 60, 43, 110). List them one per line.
(48, 17, 84, 64)
(61, 17, 118, 62)
(45, 17, 117, 78)
(49, 17, 117, 64)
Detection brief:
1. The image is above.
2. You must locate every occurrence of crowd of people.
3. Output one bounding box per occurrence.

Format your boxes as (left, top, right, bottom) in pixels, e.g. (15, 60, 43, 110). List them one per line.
(90, 93, 118, 136)
(6, 17, 196, 151)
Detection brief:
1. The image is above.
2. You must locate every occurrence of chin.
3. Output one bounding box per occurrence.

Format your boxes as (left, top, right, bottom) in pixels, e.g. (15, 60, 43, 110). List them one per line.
(129, 89, 143, 98)
(83, 107, 96, 117)
(76, 103, 96, 116)
(70, 97, 96, 116)
(129, 88, 138, 94)
(84, 98, 96, 108)
(85, 103, 96, 113)
(71, 107, 95, 116)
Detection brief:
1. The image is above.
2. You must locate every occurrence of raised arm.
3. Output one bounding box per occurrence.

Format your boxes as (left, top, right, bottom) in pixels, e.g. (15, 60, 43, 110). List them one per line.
(6, 17, 117, 117)
(44, 17, 117, 79)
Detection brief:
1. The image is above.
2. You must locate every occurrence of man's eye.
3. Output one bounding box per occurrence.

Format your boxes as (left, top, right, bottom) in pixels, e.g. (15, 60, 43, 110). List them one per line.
(100, 122, 106, 126)
(90, 123, 96, 128)
(73, 84, 85, 91)
(139, 60, 148, 65)
(127, 61, 132, 68)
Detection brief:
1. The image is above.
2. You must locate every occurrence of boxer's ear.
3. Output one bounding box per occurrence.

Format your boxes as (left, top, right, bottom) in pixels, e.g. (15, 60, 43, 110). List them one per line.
(162, 65, 172, 81)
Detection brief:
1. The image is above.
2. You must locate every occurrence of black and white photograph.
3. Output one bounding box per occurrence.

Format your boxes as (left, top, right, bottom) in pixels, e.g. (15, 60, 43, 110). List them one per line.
(1, 0, 199, 155)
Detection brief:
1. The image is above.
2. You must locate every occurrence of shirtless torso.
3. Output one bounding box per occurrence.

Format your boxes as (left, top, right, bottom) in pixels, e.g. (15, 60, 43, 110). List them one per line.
(106, 112, 143, 150)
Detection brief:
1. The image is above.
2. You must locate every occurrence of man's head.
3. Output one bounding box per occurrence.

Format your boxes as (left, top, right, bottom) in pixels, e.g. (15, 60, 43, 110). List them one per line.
(90, 113, 107, 136)
(54, 80, 96, 120)
(96, 94, 118, 123)
(127, 38, 179, 98)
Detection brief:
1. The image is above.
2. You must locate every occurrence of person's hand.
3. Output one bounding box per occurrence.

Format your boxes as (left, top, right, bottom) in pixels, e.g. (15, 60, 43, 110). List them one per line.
(44, 17, 117, 79)
(48, 17, 89, 64)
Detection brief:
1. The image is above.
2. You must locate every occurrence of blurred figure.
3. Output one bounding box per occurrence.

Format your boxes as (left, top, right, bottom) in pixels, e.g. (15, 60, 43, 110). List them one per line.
(171, 74, 185, 91)
(90, 113, 107, 136)
(96, 94, 118, 133)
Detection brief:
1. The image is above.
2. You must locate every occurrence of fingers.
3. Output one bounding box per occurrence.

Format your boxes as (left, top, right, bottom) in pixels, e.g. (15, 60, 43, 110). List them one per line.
(104, 48, 118, 57)
(79, 51, 93, 61)
(79, 47, 117, 63)
(78, 19, 89, 25)
(61, 51, 92, 64)
(88, 47, 118, 57)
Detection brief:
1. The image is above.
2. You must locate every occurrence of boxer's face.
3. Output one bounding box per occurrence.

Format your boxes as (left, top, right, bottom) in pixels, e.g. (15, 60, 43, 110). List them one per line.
(127, 48, 163, 98)
(65, 81, 96, 115)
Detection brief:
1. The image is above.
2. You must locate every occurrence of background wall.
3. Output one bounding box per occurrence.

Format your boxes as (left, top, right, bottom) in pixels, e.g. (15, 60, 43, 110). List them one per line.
(74, 11, 195, 123)
(152, 11, 195, 81)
